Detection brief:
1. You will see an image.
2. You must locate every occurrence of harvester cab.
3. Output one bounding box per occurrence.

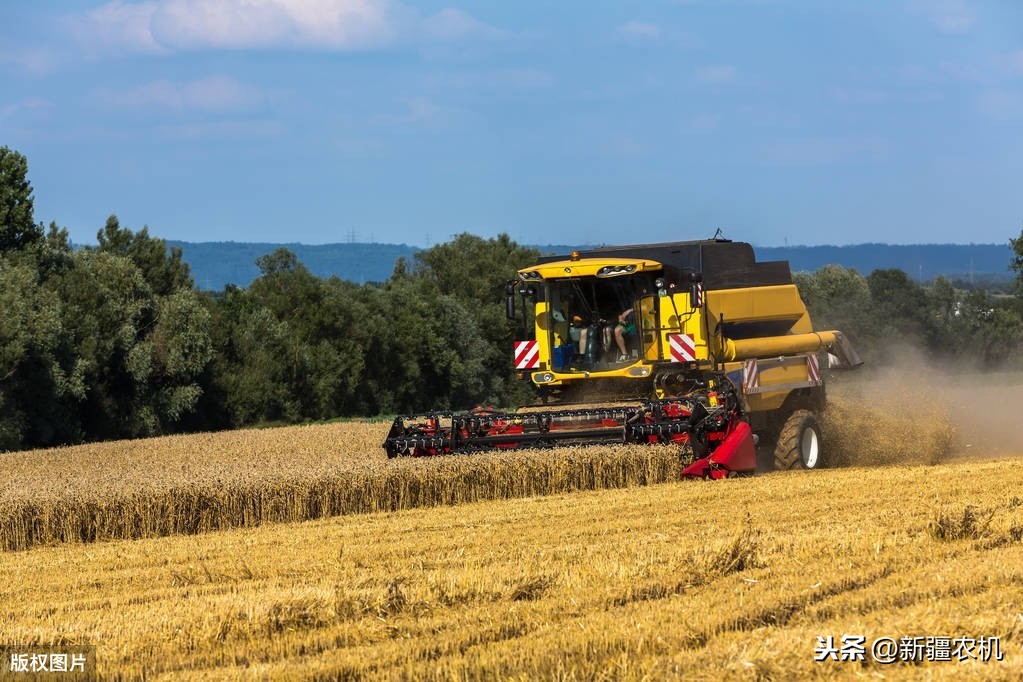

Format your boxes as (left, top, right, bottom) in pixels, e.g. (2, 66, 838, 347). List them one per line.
(385, 238, 862, 477)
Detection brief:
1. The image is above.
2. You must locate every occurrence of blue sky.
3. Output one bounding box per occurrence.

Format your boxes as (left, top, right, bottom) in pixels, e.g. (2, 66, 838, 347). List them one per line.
(2, 1, 1022, 248)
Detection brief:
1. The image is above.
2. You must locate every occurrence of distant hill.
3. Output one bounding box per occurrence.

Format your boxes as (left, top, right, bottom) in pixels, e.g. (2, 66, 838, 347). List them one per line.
(755, 243, 1013, 282)
(167, 241, 420, 290)
(164, 240, 1016, 291)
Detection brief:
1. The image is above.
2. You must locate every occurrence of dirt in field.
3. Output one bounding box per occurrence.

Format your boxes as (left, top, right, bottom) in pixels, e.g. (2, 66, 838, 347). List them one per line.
(824, 345, 1023, 467)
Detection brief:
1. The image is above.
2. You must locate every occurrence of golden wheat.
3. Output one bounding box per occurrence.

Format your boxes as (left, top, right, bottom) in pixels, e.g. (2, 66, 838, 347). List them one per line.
(1, 371, 974, 552)
(1, 458, 1021, 679)
(0, 420, 683, 551)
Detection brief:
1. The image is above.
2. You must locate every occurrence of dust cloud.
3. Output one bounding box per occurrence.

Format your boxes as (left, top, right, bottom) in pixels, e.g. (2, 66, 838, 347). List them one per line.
(824, 345, 1023, 467)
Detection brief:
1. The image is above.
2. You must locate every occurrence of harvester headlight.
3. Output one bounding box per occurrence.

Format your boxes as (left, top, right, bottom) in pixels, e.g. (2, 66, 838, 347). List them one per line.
(533, 372, 556, 384)
(596, 264, 638, 278)
(627, 366, 650, 377)
(519, 271, 542, 280)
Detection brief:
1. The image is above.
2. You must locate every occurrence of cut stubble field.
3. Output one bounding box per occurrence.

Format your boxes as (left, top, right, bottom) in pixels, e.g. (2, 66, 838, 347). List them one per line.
(3, 459, 1023, 680)
(2, 376, 1023, 679)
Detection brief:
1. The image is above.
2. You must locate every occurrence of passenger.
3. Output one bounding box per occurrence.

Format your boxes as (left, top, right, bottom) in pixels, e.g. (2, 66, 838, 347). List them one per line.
(569, 315, 587, 352)
(614, 307, 636, 362)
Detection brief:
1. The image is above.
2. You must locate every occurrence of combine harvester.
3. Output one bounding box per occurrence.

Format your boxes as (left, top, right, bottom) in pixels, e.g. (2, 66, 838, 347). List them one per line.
(384, 238, 861, 477)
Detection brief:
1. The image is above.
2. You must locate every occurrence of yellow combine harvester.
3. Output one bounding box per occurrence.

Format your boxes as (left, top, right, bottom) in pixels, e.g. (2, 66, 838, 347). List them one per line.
(385, 238, 861, 476)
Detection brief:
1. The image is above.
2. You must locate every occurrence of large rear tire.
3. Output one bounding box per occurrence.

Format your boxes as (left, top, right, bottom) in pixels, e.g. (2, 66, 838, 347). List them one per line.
(773, 409, 823, 470)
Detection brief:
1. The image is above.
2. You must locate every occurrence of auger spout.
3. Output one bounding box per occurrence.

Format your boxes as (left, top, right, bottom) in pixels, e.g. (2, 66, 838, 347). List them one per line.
(718, 330, 862, 369)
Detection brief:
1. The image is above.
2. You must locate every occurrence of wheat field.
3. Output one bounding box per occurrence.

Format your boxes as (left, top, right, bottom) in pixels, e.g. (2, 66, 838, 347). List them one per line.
(0, 381, 959, 553)
(2, 458, 1021, 680)
(0, 420, 683, 551)
(3, 376, 1022, 678)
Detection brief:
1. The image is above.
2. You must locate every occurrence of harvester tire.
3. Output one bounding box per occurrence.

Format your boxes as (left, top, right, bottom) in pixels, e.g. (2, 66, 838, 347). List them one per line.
(773, 410, 822, 470)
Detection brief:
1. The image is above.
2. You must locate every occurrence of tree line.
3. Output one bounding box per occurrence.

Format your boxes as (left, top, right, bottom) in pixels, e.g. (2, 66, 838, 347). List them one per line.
(2, 145, 1022, 451)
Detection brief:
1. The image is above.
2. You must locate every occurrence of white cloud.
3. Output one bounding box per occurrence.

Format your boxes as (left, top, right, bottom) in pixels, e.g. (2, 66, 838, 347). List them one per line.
(618, 21, 661, 42)
(907, 0, 976, 35)
(67, 0, 168, 55)
(694, 65, 736, 84)
(95, 76, 267, 112)
(150, 0, 395, 51)
(63, 0, 500, 56)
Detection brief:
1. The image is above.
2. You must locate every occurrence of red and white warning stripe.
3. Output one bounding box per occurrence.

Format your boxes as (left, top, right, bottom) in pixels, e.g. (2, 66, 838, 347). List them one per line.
(668, 333, 696, 362)
(513, 340, 539, 369)
(806, 353, 821, 385)
(694, 283, 704, 308)
(743, 359, 759, 394)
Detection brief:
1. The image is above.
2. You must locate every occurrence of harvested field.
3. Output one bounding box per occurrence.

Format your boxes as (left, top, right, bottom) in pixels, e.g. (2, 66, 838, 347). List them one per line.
(3, 376, 1022, 678)
(2, 457, 1021, 679)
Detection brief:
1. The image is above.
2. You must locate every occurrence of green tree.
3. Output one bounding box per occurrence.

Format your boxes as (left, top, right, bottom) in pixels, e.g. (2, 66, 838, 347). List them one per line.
(40, 249, 213, 441)
(306, 278, 376, 416)
(867, 268, 933, 346)
(0, 256, 64, 449)
(249, 248, 321, 324)
(0, 147, 42, 252)
(37, 222, 75, 278)
(794, 265, 874, 348)
(954, 290, 1023, 367)
(1011, 225, 1023, 295)
(410, 233, 541, 406)
(127, 289, 213, 430)
(357, 278, 491, 414)
(215, 302, 303, 425)
(926, 275, 959, 353)
(209, 250, 324, 425)
(97, 215, 193, 296)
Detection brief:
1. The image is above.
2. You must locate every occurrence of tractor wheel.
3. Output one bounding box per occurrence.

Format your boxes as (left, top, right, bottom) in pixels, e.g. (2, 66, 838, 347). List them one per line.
(773, 410, 823, 471)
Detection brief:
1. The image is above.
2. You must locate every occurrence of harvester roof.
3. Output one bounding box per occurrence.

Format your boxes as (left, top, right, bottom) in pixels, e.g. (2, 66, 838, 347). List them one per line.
(535, 238, 792, 290)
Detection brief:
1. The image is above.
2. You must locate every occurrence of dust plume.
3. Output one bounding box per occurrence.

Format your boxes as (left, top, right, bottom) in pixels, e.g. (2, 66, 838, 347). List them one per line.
(823, 345, 1023, 467)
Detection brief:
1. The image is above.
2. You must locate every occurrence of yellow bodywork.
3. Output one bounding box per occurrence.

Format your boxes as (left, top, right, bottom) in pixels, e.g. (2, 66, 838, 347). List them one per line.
(520, 253, 844, 417)
(704, 285, 814, 334)
(520, 258, 662, 280)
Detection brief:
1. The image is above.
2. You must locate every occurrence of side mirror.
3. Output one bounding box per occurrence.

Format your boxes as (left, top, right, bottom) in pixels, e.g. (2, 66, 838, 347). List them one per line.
(505, 282, 516, 320)
(687, 272, 704, 308)
(689, 283, 704, 309)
